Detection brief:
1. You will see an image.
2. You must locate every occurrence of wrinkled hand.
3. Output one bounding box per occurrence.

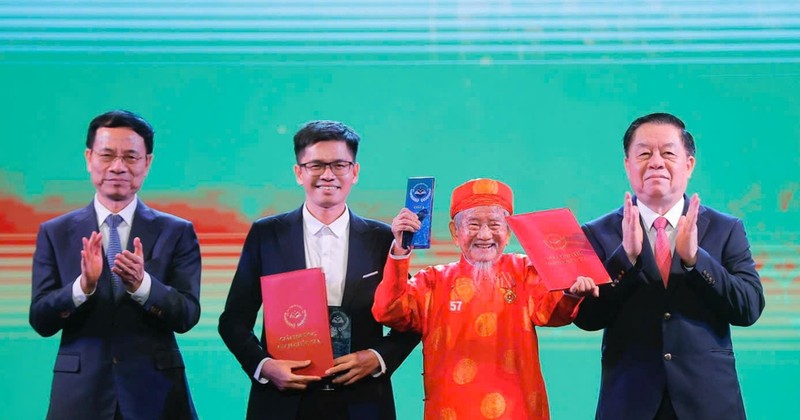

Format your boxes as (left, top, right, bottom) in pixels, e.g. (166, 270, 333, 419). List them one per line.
(675, 193, 700, 266)
(390, 208, 421, 255)
(80, 231, 104, 294)
(113, 237, 145, 293)
(621, 192, 642, 265)
(568, 276, 600, 298)
(326, 350, 380, 386)
(261, 359, 321, 391)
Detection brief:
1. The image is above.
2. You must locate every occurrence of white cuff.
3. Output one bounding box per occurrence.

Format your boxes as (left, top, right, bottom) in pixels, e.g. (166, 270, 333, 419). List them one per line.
(389, 240, 412, 260)
(129, 271, 152, 305)
(254, 357, 271, 384)
(72, 276, 92, 307)
(368, 349, 387, 377)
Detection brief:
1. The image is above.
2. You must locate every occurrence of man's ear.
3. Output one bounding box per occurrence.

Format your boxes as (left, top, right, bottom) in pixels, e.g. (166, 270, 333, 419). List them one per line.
(293, 164, 303, 185)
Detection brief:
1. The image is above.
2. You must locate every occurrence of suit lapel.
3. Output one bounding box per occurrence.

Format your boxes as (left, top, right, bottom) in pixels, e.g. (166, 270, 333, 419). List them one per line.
(341, 211, 369, 311)
(276, 207, 307, 272)
(696, 205, 710, 246)
(129, 199, 159, 260)
(68, 203, 100, 282)
(68, 202, 100, 249)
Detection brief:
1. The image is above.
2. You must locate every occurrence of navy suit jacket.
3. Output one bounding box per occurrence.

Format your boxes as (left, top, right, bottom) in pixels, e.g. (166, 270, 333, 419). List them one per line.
(218, 207, 419, 420)
(574, 196, 764, 420)
(30, 200, 201, 420)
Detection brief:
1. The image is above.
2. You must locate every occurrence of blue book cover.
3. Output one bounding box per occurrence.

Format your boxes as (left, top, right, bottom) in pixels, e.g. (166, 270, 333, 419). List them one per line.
(402, 177, 435, 249)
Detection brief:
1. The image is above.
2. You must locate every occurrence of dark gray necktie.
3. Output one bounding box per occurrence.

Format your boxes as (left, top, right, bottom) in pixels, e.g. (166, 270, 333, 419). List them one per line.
(105, 214, 124, 301)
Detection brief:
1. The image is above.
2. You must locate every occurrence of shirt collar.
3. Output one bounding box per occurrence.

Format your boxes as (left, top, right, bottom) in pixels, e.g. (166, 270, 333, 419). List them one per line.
(94, 194, 138, 227)
(638, 196, 684, 230)
(302, 203, 350, 238)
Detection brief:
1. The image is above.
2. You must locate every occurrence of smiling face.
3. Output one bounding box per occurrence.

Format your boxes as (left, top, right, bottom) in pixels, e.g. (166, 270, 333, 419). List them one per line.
(294, 140, 359, 219)
(85, 127, 153, 210)
(450, 206, 510, 265)
(625, 122, 695, 212)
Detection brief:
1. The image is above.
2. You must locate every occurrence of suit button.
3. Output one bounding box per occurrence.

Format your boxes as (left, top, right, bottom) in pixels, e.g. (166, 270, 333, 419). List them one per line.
(664, 353, 672, 361)
(663, 312, 671, 320)
(112, 356, 119, 365)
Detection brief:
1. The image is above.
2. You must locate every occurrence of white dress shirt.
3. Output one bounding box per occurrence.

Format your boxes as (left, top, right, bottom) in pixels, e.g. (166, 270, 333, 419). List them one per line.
(302, 204, 350, 306)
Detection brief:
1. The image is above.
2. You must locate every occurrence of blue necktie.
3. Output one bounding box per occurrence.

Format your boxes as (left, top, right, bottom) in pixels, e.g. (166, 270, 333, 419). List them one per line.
(106, 214, 124, 301)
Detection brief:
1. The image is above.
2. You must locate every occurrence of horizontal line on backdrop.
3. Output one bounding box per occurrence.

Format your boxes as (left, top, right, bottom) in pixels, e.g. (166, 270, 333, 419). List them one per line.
(3, 4, 800, 17)
(5, 42, 800, 54)
(3, 29, 800, 43)
(3, 17, 800, 30)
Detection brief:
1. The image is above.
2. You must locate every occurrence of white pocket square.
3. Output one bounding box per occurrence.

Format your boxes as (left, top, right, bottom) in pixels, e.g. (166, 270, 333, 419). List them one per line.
(362, 271, 379, 278)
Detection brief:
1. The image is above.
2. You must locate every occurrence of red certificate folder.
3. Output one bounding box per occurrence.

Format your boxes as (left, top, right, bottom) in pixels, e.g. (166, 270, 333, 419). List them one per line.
(260, 268, 333, 376)
(507, 208, 611, 291)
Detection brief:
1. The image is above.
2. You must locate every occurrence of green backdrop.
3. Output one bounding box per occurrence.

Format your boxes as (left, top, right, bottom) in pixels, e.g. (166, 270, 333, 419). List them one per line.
(2, 1, 799, 418)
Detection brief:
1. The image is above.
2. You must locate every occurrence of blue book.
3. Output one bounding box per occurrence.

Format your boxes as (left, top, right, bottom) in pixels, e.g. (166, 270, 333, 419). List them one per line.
(402, 177, 435, 249)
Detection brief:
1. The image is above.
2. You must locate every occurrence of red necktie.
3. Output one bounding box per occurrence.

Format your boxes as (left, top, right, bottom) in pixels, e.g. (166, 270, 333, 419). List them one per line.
(654, 217, 671, 287)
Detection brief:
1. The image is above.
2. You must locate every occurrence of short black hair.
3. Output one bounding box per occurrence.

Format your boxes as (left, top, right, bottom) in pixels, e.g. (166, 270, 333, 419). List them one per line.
(293, 120, 360, 162)
(622, 112, 695, 157)
(86, 110, 154, 154)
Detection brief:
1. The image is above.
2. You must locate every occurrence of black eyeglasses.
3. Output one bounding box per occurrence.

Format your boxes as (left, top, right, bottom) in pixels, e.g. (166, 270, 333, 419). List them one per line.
(298, 160, 354, 176)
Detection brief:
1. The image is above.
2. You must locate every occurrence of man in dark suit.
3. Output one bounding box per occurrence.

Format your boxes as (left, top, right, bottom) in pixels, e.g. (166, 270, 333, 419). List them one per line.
(574, 112, 765, 420)
(29, 110, 201, 420)
(218, 120, 419, 420)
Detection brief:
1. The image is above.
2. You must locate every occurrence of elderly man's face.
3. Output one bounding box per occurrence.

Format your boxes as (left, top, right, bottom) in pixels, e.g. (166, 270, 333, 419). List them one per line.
(625, 122, 695, 210)
(450, 206, 510, 264)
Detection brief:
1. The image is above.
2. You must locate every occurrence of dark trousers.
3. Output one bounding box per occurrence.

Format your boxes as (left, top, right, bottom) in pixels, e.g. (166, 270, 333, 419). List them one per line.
(296, 386, 382, 420)
(296, 390, 349, 420)
(654, 390, 678, 420)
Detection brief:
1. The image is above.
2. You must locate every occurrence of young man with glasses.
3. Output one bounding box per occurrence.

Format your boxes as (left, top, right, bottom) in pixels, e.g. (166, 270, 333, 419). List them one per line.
(29, 109, 201, 419)
(219, 120, 419, 420)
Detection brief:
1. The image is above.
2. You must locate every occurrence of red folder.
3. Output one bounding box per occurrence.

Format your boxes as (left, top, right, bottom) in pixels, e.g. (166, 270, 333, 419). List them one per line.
(260, 268, 333, 376)
(507, 208, 611, 291)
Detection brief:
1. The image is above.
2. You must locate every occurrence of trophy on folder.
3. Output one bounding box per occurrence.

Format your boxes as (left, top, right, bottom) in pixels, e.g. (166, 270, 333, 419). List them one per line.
(402, 177, 435, 249)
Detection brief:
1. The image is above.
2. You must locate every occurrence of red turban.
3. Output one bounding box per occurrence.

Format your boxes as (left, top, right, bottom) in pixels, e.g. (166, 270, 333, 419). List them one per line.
(449, 178, 514, 219)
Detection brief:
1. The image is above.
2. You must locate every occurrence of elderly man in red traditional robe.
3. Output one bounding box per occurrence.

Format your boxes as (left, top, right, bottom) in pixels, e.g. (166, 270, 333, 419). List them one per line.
(372, 178, 599, 419)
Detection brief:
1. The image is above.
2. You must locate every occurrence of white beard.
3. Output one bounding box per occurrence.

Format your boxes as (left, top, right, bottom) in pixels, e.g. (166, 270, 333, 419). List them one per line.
(471, 260, 497, 296)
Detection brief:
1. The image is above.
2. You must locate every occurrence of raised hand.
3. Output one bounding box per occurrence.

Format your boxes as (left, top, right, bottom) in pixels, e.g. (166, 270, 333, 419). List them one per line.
(113, 236, 145, 292)
(80, 231, 104, 294)
(390, 208, 421, 255)
(675, 193, 700, 266)
(622, 192, 643, 265)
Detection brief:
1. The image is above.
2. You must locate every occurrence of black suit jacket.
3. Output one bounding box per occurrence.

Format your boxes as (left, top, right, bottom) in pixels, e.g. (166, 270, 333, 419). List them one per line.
(30, 199, 201, 420)
(574, 196, 765, 420)
(218, 207, 419, 420)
